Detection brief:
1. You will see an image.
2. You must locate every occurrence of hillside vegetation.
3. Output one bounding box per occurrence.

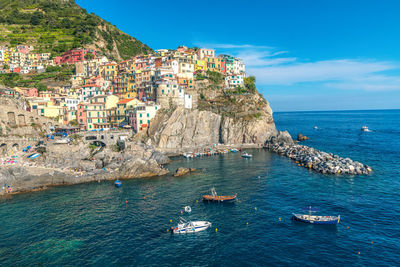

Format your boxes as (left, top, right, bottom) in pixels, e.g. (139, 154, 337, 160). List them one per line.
(0, 65, 75, 90)
(0, 0, 152, 60)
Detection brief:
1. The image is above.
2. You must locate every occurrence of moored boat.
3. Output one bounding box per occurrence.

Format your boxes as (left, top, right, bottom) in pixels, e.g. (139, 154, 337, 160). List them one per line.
(183, 152, 194, 158)
(291, 207, 340, 224)
(241, 152, 252, 158)
(171, 217, 211, 234)
(202, 188, 237, 202)
(292, 214, 340, 224)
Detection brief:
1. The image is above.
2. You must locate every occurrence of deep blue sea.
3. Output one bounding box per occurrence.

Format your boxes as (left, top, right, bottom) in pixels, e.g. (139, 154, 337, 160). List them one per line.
(1, 110, 400, 266)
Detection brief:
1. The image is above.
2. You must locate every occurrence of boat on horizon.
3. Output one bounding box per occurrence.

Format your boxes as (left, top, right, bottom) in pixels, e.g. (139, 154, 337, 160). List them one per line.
(203, 188, 237, 202)
(361, 126, 371, 132)
(241, 152, 252, 158)
(291, 207, 340, 225)
(171, 217, 211, 234)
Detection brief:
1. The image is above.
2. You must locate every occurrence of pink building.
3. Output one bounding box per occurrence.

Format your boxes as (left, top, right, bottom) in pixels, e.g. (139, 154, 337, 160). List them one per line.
(53, 48, 96, 65)
(77, 103, 87, 130)
(20, 87, 38, 97)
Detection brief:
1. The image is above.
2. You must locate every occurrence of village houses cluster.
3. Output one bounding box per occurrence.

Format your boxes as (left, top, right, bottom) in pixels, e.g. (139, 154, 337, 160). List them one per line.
(0, 45, 247, 132)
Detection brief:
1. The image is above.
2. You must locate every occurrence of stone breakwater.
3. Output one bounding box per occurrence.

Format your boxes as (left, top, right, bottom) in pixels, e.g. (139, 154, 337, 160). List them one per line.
(267, 143, 372, 175)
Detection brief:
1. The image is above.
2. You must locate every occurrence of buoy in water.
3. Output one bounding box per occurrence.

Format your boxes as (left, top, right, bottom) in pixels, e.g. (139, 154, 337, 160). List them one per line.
(279, 217, 281, 221)
(246, 222, 249, 225)
(215, 228, 218, 232)
(358, 252, 361, 255)
(170, 219, 172, 223)
(347, 226, 349, 229)
(180, 210, 183, 214)
(144, 196, 146, 199)
(125, 200, 128, 204)
(114, 180, 122, 188)
(254, 207, 257, 211)
(196, 200, 198, 203)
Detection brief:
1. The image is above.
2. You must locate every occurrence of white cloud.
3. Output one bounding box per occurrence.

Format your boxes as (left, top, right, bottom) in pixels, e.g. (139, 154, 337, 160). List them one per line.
(247, 60, 397, 85)
(325, 75, 400, 91)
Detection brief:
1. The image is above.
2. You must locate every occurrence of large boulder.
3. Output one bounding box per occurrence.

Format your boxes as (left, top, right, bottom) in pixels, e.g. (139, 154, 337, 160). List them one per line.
(173, 167, 197, 177)
(268, 131, 294, 145)
(297, 133, 309, 141)
(117, 158, 169, 179)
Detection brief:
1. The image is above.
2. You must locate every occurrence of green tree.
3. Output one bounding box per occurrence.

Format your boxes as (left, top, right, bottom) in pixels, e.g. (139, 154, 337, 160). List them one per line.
(244, 76, 256, 93)
(30, 11, 42, 26)
(61, 18, 72, 28)
(35, 82, 48, 91)
(84, 53, 95, 60)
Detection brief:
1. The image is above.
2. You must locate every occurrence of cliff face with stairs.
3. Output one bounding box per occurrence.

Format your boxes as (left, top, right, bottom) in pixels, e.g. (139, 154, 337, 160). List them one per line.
(146, 80, 277, 150)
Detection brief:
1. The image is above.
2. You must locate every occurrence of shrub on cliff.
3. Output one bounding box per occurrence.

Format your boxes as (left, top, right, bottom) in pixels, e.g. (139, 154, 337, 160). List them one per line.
(244, 76, 256, 93)
(206, 71, 223, 84)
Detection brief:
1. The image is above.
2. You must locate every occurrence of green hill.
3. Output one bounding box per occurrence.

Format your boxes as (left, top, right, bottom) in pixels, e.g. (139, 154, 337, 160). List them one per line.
(0, 0, 152, 60)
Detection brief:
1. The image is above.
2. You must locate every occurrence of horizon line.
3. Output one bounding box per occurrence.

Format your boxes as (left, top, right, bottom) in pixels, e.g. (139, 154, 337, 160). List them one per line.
(274, 108, 400, 113)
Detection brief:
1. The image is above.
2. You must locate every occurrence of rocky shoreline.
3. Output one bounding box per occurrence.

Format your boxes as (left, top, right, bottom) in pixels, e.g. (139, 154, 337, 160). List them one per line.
(0, 141, 170, 196)
(266, 141, 372, 175)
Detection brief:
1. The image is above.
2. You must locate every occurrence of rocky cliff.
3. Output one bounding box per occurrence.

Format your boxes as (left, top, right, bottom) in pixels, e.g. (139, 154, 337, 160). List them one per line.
(146, 80, 277, 151)
(0, 140, 169, 195)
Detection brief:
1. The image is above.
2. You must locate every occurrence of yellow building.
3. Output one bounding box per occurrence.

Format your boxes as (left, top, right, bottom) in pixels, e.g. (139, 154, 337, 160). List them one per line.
(204, 57, 224, 73)
(195, 60, 206, 72)
(86, 95, 119, 130)
(100, 63, 118, 80)
(109, 98, 142, 126)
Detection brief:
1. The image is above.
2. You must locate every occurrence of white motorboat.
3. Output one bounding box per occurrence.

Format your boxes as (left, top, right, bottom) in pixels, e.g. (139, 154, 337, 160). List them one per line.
(361, 126, 371, 132)
(241, 152, 252, 158)
(171, 217, 211, 234)
(55, 138, 71, 144)
(183, 152, 194, 158)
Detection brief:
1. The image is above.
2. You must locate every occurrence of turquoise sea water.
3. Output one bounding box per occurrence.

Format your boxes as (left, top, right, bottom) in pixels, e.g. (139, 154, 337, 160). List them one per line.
(1, 110, 400, 266)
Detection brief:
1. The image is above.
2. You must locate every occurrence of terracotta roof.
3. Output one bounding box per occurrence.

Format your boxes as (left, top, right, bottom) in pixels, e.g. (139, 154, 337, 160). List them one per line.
(117, 98, 134, 104)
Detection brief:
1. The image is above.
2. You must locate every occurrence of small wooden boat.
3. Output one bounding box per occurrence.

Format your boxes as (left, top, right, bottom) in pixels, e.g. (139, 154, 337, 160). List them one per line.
(202, 188, 237, 202)
(291, 207, 340, 224)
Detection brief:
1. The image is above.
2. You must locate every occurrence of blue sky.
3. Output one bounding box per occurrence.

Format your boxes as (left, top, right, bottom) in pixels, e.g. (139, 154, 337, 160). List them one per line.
(77, 0, 400, 111)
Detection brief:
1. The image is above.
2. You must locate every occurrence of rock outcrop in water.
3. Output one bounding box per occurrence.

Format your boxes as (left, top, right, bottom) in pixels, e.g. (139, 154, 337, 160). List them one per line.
(267, 133, 372, 175)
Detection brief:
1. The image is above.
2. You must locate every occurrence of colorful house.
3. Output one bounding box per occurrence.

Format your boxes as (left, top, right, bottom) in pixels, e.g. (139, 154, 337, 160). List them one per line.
(53, 48, 96, 65)
(128, 102, 160, 132)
